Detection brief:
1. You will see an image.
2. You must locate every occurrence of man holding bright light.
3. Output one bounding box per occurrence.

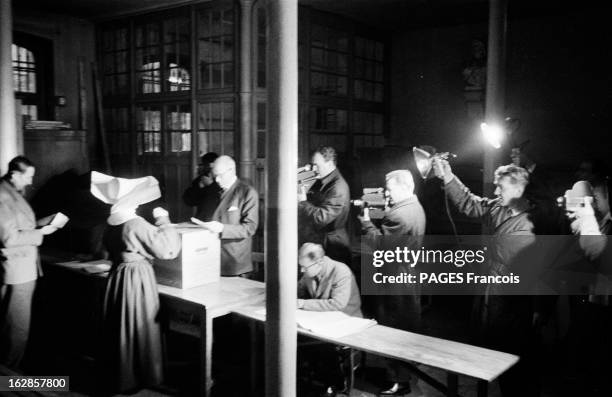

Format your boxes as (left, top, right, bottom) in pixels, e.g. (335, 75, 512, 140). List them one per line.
(433, 158, 538, 397)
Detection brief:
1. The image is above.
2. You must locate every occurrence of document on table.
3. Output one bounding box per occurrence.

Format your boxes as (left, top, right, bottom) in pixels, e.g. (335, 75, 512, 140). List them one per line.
(254, 308, 377, 338)
(295, 310, 377, 338)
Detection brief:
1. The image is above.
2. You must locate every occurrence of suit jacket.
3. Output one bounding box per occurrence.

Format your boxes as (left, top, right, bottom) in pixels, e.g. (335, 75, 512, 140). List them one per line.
(299, 169, 350, 262)
(0, 179, 43, 284)
(182, 179, 222, 221)
(212, 179, 259, 276)
(298, 256, 363, 317)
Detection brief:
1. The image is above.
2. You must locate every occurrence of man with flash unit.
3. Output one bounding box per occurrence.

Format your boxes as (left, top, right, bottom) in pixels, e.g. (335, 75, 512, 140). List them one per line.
(433, 158, 537, 397)
(358, 169, 425, 396)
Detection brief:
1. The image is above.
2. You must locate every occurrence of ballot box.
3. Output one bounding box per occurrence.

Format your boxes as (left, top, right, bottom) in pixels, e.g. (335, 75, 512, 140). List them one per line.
(154, 226, 220, 289)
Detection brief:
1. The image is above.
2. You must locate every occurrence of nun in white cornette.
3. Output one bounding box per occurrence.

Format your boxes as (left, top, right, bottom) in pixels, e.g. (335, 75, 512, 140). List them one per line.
(90, 172, 180, 393)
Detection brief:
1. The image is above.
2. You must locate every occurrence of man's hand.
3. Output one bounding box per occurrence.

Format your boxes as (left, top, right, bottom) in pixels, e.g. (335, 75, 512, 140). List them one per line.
(433, 158, 454, 184)
(297, 299, 305, 309)
(511, 147, 536, 172)
(568, 198, 600, 236)
(200, 220, 224, 234)
(357, 207, 371, 223)
(298, 185, 307, 202)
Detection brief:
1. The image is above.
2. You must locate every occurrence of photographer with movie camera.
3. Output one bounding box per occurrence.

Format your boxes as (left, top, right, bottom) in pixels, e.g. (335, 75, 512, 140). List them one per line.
(563, 174, 612, 394)
(298, 146, 351, 266)
(358, 169, 425, 237)
(357, 169, 426, 395)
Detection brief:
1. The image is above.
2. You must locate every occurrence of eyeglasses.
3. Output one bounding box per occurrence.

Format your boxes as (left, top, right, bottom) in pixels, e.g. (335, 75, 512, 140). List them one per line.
(299, 259, 321, 272)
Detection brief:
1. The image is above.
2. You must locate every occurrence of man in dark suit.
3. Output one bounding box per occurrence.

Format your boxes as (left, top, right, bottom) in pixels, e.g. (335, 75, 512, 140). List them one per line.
(299, 146, 351, 265)
(360, 169, 426, 237)
(196, 155, 258, 276)
(182, 152, 222, 221)
(358, 169, 426, 395)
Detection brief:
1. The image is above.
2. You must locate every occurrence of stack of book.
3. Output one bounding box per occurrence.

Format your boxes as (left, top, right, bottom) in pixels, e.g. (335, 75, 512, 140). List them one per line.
(25, 120, 72, 130)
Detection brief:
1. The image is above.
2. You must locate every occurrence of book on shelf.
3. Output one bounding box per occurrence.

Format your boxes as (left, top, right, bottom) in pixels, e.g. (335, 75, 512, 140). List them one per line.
(25, 120, 72, 130)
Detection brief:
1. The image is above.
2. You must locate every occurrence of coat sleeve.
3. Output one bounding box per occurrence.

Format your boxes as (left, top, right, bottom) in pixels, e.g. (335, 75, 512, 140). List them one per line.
(135, 220, 181, 260)
(297, 277, 309, 299)
(221, 186, 259, 239)
(299, 182, 349, 228)
(361, 220, 383, 237)
(182, 177, 204, 207)
(301, 269, 352, 312)
(0, 202, 43, 248)
(444, 176, 494, 220)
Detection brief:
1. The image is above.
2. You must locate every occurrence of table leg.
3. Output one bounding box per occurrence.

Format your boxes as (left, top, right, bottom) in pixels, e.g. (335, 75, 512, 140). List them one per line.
(200, 310, 213, 397)
(477, 380, 488, 397)
(249, 320, 259, 396)
(446, 373, 458, 397)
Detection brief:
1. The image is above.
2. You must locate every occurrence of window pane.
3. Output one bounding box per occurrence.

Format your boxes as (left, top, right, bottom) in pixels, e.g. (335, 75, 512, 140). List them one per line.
(197, 5, 235, 90)
(197, 101, 234, 156)
(136, 106, 162, 153)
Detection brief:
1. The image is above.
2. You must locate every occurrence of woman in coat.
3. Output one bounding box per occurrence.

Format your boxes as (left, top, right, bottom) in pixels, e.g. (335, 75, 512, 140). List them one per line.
(90, 172, 180, 392)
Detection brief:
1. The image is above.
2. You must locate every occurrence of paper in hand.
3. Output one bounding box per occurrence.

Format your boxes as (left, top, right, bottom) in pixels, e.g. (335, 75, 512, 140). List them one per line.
(50, 212, 69, 229)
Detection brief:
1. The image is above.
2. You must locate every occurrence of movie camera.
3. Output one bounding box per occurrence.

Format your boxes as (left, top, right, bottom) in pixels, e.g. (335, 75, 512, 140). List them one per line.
(557, 180, 594, 212)
(351, 188, 388, 219)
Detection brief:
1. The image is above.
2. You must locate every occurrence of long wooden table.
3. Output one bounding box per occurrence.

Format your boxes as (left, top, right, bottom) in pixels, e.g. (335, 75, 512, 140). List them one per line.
(233, 301, 519, 397)
(41, 253, 517, 397)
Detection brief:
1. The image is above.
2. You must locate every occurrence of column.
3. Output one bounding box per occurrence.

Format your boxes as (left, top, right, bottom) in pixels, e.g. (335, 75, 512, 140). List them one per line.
(483, 0, 508, 195)
(0, 0, 17, 174)
(239, 0, 255, 182)
(265, 0, 298, 396)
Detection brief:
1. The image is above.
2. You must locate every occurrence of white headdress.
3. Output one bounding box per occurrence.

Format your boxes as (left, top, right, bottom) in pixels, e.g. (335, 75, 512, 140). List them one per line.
(90, 171, 161, 225)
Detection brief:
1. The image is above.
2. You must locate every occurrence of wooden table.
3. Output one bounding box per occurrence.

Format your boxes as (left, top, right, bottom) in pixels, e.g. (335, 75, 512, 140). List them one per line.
(157, 278, 265, 397)
(40, 252, 265, 397)
(233, 301, 519, 397)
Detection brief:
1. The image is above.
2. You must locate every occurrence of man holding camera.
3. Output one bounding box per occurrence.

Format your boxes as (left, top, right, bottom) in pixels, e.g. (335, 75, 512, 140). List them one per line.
(183, 152, 222, 221)
(433, 158, 537, 397)
(298, 146, 351, 266)
(358, 169, 425, 395)
(359, 170, 425, 237)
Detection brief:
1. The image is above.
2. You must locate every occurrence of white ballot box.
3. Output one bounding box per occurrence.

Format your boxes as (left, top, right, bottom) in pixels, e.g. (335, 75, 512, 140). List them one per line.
(154, 225, 220, 289)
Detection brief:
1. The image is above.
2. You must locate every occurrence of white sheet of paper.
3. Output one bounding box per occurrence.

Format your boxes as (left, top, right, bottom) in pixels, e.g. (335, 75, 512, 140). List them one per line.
(50, 212, 69, 228)
(252, 308, 376, 338)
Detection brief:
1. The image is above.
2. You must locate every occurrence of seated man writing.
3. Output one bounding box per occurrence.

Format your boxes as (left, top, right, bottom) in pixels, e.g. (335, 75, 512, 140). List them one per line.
(297, 242, 362, 317)
(297, 243, 362, 397)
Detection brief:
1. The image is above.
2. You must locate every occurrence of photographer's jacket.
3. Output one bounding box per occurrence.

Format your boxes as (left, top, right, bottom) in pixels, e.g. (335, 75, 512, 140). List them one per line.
(299, 169, 350, 263)
(444, 176, 535, 277)
(0, 179, 43, 284)
(361, 196, 426, 239)
(298, 256, 362, 317)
